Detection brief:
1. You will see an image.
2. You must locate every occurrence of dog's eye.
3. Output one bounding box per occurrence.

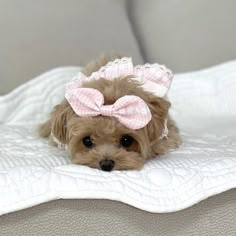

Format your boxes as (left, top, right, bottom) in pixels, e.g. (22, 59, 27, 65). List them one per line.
(82, 136, 93, 148)
(120, 135, 134, 147)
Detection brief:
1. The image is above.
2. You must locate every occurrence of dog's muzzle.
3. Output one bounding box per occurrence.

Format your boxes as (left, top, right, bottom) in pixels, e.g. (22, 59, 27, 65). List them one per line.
(99, 160, 115, 172)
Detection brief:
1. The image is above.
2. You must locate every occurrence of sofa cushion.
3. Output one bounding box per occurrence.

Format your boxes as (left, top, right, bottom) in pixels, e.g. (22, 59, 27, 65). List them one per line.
(128, 0, 236, 72)
(0, 0, 142, 94)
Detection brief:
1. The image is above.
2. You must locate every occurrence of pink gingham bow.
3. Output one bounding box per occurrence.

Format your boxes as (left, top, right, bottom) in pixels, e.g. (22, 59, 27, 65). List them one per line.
(65, 88, 152, 130)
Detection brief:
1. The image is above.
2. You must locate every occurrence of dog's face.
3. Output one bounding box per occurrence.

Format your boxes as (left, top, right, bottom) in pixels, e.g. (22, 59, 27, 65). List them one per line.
(50, 77, 170, 171)
(67, 116, 147, 171)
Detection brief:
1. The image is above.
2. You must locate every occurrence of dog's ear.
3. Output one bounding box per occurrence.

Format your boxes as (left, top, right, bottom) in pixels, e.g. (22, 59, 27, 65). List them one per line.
(51, 100, 73, 144)
(146, 96, 170, 142)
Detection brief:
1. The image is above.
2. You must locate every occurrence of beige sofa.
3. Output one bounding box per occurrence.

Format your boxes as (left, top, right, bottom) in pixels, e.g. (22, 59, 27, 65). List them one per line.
(0, 1, 236, 235)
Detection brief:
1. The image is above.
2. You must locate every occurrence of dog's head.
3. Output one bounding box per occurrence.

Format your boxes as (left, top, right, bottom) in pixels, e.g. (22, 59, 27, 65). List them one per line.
(50, 77, 170, 171)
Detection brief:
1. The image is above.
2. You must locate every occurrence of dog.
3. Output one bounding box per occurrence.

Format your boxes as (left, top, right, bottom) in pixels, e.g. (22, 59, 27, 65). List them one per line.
(39, 54, 180, 171)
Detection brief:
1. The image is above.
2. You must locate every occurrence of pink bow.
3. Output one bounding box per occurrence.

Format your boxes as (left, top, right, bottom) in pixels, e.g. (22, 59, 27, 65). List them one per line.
(65, 88, 152, 129)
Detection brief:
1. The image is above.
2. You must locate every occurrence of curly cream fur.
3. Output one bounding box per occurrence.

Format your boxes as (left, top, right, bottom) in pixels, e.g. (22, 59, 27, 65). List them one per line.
(39, 54, 181, 171)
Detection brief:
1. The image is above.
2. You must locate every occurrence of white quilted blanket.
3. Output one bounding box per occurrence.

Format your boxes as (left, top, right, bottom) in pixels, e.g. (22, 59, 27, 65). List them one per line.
(0, 62, 236, 215)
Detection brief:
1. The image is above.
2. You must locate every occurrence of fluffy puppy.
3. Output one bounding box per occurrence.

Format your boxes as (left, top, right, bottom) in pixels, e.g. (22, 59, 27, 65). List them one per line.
(39, 55, 180, 171)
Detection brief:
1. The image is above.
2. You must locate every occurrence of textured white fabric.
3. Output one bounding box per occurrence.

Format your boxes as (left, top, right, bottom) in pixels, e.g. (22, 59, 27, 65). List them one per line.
(0, 62, 236, 216)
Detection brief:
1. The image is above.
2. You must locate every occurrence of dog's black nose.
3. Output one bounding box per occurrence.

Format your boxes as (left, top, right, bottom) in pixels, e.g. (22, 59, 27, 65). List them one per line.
(99, 160, 115, 172)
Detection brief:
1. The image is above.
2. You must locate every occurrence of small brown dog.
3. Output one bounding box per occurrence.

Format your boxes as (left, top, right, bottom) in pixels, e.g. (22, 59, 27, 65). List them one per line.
(39, 55, 180, 171)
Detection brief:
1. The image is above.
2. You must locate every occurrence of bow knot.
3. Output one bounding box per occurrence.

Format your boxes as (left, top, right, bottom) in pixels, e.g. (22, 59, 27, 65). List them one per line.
(100, 105, 114, 117)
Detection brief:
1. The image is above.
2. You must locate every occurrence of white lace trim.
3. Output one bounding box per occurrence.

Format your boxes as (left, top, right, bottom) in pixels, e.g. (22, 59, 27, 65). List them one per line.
(51, 132, 68, 150)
